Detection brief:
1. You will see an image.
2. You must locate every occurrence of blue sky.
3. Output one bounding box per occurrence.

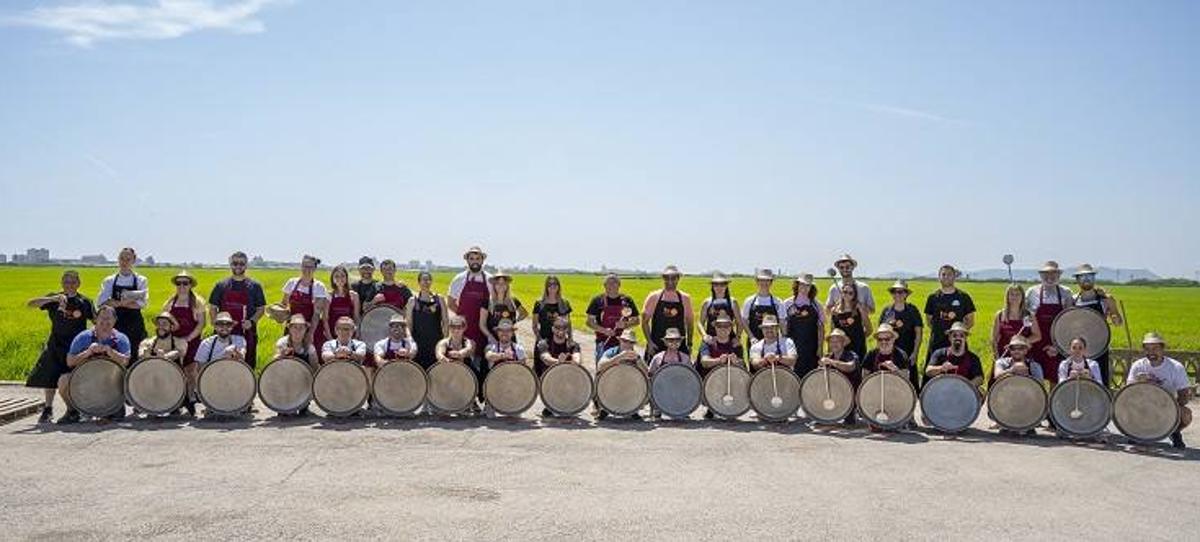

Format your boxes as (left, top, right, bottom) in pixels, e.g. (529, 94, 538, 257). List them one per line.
(1, 1, 1197, 277)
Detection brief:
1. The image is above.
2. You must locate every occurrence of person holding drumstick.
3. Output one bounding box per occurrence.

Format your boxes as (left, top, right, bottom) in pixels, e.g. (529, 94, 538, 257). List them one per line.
(699, 273, 745, 346)
(924, 322, 983, 389)
(826, 253, 875, 313)
(25, 270, 94, 424)
(96, 247, 149, 363)
(1025, 261, 1074, 385)
(281, 255, 330, 348)
(480, 270, 527, 347)
(818, 328, 860, 426)
(749, 316, 797, 371)
(164, 270, 206, 367)
(879, 280, 922, 390)
(322, 265, 361, 352)
(742, 269, 787, 351)
(1072, 264, 1123, 387)
(275, 314, 318, 370)
(1057, 337, 1103, 384)
(642, 265, 695, 360)
(1126, 332, 1192, 449)
(196, 312, 248, 365)
(137, 312, 189, 415)
(57, 306, 132, 424)
(990, 284, 1041, 364)
(783, 274, 823, 380)
(586, 273, 640, 362)
(535, 317, 582, 418)
(407, 270, 448, 371)
(595, 330, 648, 421)
(829, 282, 871, 360)
(924, 264, 976, 370)
(697, 315, 745, 419)
(862, 324, 911, 432)
(531, 276, 573, 343)
(208, 251, 266, 369)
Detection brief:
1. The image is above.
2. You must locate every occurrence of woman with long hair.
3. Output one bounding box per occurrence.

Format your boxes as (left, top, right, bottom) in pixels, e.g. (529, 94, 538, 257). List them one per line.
(532, 275, 573, 343)
(829, 282, 871, 360)
(281, 255, 330, 347)
(990, 283, 1042, 360)
(782, 274, 824, 378)
(480, 270, 527, 346)
(322, 265, 361, 350)
(407, 270, 448, 370)
(163, 270, 207, 366)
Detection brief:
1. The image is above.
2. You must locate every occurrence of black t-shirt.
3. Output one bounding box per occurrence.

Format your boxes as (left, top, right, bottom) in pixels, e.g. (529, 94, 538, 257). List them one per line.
(927, 348, 982, 380)
(863, 348, 911, 372)
(923, 289, 975, 344)
(352, 280, 381, 312)
(879, 303, 923, 354)
(532, 299, 574, 338)
(208, 277, 267, 314)
(42, 293, 95, 346)
(534, 338, 581, 374)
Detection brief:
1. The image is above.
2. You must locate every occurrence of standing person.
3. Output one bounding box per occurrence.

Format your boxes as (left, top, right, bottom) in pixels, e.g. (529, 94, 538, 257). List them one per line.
(97, 247, 149, 362)
(1025, 261, 1074, 385)
(699, 272, 744, 342)
(924, 322, 983, 388)
(825, 253, 875, 313)
(195, 312, 248, 365)
(208, 251, 267, 369)
(281, 255, 330, 349)
(447, 246, 492, 359)
(352, 257, 381, 318)
(742, 269, 787, 350)
(371, 259, 413, 311)
(25, 270, 95, 423)
(480, 270, 528, 346)
(275, 314, 318, 370)
(990, 284, 1042, 364)
(57, 306, 131, 424)
(923, 264, 976, 369)
(1126, 332, 1193, 449)
(1072, 263, 1123, 387)
(164, 270, 206, 366)
(862, 324, 912, 431)
(879, 280, 923, 390)
(817, 328, 860, 425)
(783, 274, 824, 379)
(642, 265, 695, 359)
(322, 265, 361, 351)
(829, 283, 871, 360)
(534, 317, 582, 418)
(407, 271, 447, 370)
(531, 275, 573, 343)
(585, 274, 641, 362)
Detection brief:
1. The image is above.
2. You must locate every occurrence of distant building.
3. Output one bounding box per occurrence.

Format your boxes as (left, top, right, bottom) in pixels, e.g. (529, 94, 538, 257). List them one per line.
(80, 254, 108, 264)
(252, 256, 265, 266)
(424, 260, 433, 270)
(145, 256, 156, 266)
(12, 254, 26, 264)
(0, 254, 6, 264)
(26, 248, 50, 263)
(407, 260, 421, 269)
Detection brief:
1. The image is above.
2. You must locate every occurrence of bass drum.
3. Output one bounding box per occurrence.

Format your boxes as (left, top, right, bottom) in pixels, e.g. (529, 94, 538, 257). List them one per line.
(197, 358, 256, 416)
(595, 362, 649, 416)
(856, 370, 916, 430)
(1051, 307, 1110, 358)
(751, 364, 802, 422)
(258, 357, 314, 414)
(1112, 381, 1180, 443)
(68, 357, 126, 418)
(372, 360, 428, 416)
(650, 363, 702, 418)
(312, 360, 370, 417)
(539, 362, 594, 417)
(702, 364, 752, 419)
(360, 305, 403, 351)
(125, 357, 186, 415)
(919, 375, 981, 432)
(1048, 378, 1112, 438)
(426, 361, 478, 414)
(987, 374, 1048, 432)
(798, 367, 853, 424)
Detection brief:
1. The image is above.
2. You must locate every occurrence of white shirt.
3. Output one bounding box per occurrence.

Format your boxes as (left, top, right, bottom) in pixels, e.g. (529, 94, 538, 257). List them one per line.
(487, 341, 527, 362)
(273, 336, 315, 360)
(826, 279, 875, 312)
(322, 338, 367, 358)
(741, 294, 787, 321)
(448, 270, 491, 300)
(1057, 357, 1102, 383)
(1127, 357, 1191, 396)
(374, 337, 417, 358)
(282, 277, 329, 300)
(750, 337, 798, 360)
(994, 356, 1045, 381)
(96, 272, 149, 308)
(196, 334, 247, 364)
(1024, 284, 1074, 313)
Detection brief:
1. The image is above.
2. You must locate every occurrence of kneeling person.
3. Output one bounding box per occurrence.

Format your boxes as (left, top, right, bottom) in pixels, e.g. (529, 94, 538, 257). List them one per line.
(138, 312, 193, 416)
(595, 330, 648, 420)
(374, 314, 416, 365)
(925, 322, 983, 388)
(482, 319, 529, 418)
(817, 328, 860, 425)
(1127, 332, 1193, 449)
(321, 316, 367, 367)
(58, 306, 131, 424)
(196, 312, 248, 365)
(648, 328, 691, 419)
(535, 317, 582, 417)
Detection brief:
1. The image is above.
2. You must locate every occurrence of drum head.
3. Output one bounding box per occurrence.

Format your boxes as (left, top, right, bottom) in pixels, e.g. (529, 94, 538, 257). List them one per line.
(125, 357, 186, 415)
(751, 365, 802, 422)
(372, 360, 428, 416)
(1048, 378, 1112, 437)
(483, 362, 538, 416)
(987, 375, 1048, 432)
(69, 357, 125, 418)
(856, 371, 916, 429)
(198, 359, 257, 415)
(1051, 308, 1110, 358)
(798, 367, 853, 423)
(595, 363, 649, 416)
(702, 364, 752, 419)
(1112, 382, 1179, 443)
(919, 375, 981, 432)
(650, 363, 702, 418)
(360, 306, 402, 349)
(313, 361, 370, 416)
(427, 362, 478, 414)
(258, 357, 314, 414)
(539, 363, 594, 416)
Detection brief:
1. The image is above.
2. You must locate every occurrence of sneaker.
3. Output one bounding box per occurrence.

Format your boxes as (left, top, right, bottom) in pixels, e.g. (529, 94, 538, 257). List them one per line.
(630, 413, 643, 421)
(1171, 432, 1186, 449)
(541, 408, 552, 418)
(649, 408, 662, 420)
(56, 409, 80, 425)
(108, 408, 127, 421)
(703, 409, 715, 420)
(597, 410, 609, 421)
(38, 407, 53, 424)
(185, 402, 197, 418)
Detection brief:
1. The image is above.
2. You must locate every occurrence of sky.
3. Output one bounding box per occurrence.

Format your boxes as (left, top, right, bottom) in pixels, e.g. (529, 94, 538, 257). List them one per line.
(1, 1, 1197, 277)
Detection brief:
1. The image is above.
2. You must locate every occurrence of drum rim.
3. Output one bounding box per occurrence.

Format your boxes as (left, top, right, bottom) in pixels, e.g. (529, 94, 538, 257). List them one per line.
(371, 359, 429, 416)
(701, 364, 753, 418)
(538, 362, 595, 417)
(1050, 307, 1111, 358)
(257, 356, 314, 414)
(751, 364, 803, 422)
(918, 374, 982, 432)
(855, 370, 916, 429)
(69, 356, 126, 418)
(426, 361, 479, 414)
(595, 362, 649, 416)
(482, 361, 539, 416)
(1111, 381, 1180, 442)
(312, 360, 371, 416)
(124, 356, 186, 415)
(1046, 377, 1112, 437)
(986, 374, 1048, 432)
(197, 357, 257, 415)
(649, 363, 703, 417)
(360, 305, 403, 346)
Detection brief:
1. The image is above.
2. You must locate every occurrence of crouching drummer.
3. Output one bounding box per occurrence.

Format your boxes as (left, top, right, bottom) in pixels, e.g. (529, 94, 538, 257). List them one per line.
(648, 328, 691, 419)
(697, 315, 745, 420)
(749, 316, 797, 371)
(535, 317, 582, 418)
(925, 322, 983, 389)
(435, 315, 476, 365)
(862, 324, 911, 432)
(482, 319, 529, 418)
(595, 329, 648, 421)
(196, 312, 248, 365)
(1127, 332, 1193, 449)
(275, 314, 318, 370)
(1058, 337, 1103, 384)
(57, 306, 131, 424)
(991, 335, 1042, 435)
(138, 312, 192, 416)
(374, 314, 417, 365)
(817, 328, 859, 425)
(321, 316, 368, 367)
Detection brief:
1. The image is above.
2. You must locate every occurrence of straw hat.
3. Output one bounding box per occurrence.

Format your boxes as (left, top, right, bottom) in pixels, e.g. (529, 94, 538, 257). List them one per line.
(710, 272, 731, 284)
(266, 303, 291, 323)
(712, 314, 734, 326)
(286, 314, 308, 328)
(759, 315, 781, 329)
(463, 246, 487, 259)
(662, 328, 684, 341)
(495, 319, 515, 331)
(755, 269, 775, 281)
(489, 269, 512, 281)
(1039, 261, 1062, 274)
(448, 315, 467, 327)
(213, 312, 235, 325)
(834, 254, 858, 268)
(1007, 335, 1031, 348)
(1142, 332, 1166, 346)
(172, 270, 197, 287)
(887, 280, 911, 294)
(661, 265, 682, 277)
(1073, 263, 1097, 277)
(388, 314, 408, 326)
(618, 329, 639, 343)
(946, 322, 971, 336)
(793, 274, 813, 286)
(873, 324, 897, 339)
(154, 311, 178, 330)
(827, 328, 849, 342)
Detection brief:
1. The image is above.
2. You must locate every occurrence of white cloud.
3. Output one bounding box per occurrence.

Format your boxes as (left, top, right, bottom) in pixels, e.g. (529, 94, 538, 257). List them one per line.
(855, 102, 962, 124)
(6, 0, 285, 47)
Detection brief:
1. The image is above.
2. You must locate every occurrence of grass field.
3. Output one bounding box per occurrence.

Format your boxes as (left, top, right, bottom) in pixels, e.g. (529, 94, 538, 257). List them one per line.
(2, 266, 1197, 381)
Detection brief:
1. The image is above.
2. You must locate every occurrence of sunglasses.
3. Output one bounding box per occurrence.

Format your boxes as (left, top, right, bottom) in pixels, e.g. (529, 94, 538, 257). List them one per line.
(231, 261, 247, 267)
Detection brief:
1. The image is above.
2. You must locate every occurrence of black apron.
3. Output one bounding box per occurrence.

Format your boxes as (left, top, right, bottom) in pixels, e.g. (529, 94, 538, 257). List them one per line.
(703, 297, 735, 336)
(648, 292, 689, 356)
(746, 295, 779, 348)
(26, 294, 92, 388)
(832, 305, 867, 360)
(785, 298, 820, 378)
(535, 300, 568, 342)
(1075, 289, 1112, 387)
(410, 294, 444, 370)
(110, 275, 147, 362)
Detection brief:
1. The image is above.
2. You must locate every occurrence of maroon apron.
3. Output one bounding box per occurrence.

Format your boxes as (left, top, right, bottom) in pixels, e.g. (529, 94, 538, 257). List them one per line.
(289, 279, 322, 349)
(458, 275, 490, 358)
(1032, 286, 1065, 384)
(596, 296, 630, 352)
(327, 291, 357, 363)
(169, 298, 201, 365)
(995, 314, 1028, 357)
(219, 280, 258, 369)
(380, 283, 411, 308)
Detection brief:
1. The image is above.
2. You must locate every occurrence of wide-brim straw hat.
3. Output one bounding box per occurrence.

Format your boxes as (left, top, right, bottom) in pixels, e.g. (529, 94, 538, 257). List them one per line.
(154, 311, 179, 330)
(1142, 332, 1166, 346)
(834, 254, 858, 268)
(1039, 261, 1062, 274)
(618, 329, 639, 343)
(827, 328, 849, 342)
(946, 322, 971, 336)
(172, 270, 197, 287)
(663, 328, 684, 341)
(1073, 263, 1097, 277)
(463, 246, 487, 259)
(266, 303, 291, 324)
(495, 319, 515, 331)
(489, 269, 512, 281)
(874, 324, 897, 339)
(287, 314, 308, 328)
(1007, 335, 1031, 348)
(388, 314, 408, 326)
(759, 315, 781, 328)
(710, 272, 731, 284)
(213, 312, 235, 325)
(793, 274, 813, 286)
(887, 280, 911, 294)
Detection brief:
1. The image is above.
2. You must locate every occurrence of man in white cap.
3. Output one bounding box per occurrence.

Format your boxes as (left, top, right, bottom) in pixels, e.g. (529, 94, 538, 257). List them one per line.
(749, 315, 797, 371)
(1072, 263, 1123, 387)
(742, 269, 787, 349)
(642, 265, 694, 359)
(825, 253, 875, 313)
(1126, 332, 1192, 449)
(448, 246, 492, 359)
(595, 329, 647, 421)
(1025, 261, 1074, 385)
(924, 322, 983, 388)
(195, 312, 248, 365)
(923, 265, 975, 372)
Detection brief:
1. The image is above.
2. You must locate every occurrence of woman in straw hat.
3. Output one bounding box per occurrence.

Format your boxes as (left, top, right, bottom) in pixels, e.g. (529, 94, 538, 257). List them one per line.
(163, 270, 206, 366)
(879, 279, 923, 389)
(699, 272, 745, 343)
(480, 269, 527, 346)
(275, 314, 318, 370)
(783, 274, 824, 379)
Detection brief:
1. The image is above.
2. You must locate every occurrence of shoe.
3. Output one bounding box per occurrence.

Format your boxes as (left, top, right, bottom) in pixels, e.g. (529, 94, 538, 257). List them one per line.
(38, 407, 53, 424)
(484, 405, 497, 419)
(185, 402, 197, 418)
(1171, 432, 1186, 449)
(108, 408, 127, 421)
(630, 413, 643, 421)
(649, 408, 662, 420)
(541, 408, 552, 418)
(597, 410, 609, 421)
(703, 409, 715, 420)
(56, 409, 80, 425)
(297, 406, 311, 417)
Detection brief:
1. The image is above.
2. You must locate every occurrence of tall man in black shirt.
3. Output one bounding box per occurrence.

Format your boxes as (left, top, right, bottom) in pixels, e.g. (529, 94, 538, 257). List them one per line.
(923, 265, 975, 370)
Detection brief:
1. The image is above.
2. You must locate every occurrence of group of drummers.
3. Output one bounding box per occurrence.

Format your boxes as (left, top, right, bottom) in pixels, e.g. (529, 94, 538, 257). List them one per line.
(24, 247, 1194, 449)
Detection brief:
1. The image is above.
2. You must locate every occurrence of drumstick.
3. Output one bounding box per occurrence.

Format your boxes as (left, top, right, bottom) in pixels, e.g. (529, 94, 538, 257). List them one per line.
(1119, 300, 1134, 351)
(721, 356, 734, 407)
(876, 372, 889, 422)
(1069, 379, 1084, 419)
(822, 365, 835, 411)
(769, 361, 783, 408)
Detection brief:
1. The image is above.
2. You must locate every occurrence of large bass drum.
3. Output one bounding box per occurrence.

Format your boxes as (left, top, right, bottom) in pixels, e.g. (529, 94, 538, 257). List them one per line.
(751, 364, 802, 422)
(702, 363, 752, 419)
(125, 356, 186, 415)
(798, 367, 853, 424)
(650, 363, 702, 418)
(1112, 381, 1180, 443)
(483, 362, 538, 416)
(258, 357, 314, 414)
(919, 374, 981, 432)
(856, 370, 916, 430)
(312, 360, 370, 417)
(68, 357, 126, 418)
(360, 305, 403, 350)
(986, 374, 1048, 432)
(197, 358, 256, 416)
(1048, 378, 1112, 438)
(372, 360, 428, 416)
(595, 362, 649, 417)
(539, 362, 594, 417)
(1051, 307, 1110, 358)
(426, 361, 478, 414)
